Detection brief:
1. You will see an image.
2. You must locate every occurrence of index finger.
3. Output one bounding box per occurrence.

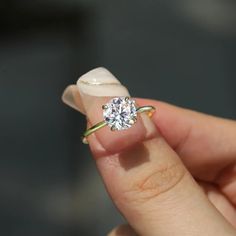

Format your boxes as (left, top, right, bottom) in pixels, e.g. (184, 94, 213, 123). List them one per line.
(136, 98, 236, 182)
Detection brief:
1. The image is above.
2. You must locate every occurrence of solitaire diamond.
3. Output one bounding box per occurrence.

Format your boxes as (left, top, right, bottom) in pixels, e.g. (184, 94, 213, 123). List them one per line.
(103, 97, 137, 130)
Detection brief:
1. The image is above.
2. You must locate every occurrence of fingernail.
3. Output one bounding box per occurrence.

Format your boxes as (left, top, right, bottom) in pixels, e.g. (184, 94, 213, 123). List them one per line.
(62, 85, 85, 114)
(62, 67, 157, 153)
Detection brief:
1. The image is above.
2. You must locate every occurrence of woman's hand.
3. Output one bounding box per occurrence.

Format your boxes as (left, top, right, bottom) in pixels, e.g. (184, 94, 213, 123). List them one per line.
(62, 68, 236, 236)
(107, 99, 236, 236)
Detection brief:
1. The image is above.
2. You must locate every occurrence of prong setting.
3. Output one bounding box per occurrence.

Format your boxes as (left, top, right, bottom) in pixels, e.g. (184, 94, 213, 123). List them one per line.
(129, 119, 135, 125)
(111, 125, 117, 131)
(103, 97, 137, 131)
(129, 117, 137, 125)
(102, 105, 108, 110)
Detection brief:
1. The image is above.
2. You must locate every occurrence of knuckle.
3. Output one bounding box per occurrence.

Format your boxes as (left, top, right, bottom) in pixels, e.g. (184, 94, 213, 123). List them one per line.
(122, 161, 187, 205)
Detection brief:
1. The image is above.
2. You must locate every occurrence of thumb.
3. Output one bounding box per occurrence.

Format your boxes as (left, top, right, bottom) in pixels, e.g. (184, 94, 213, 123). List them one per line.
(62, 68, 235, 236)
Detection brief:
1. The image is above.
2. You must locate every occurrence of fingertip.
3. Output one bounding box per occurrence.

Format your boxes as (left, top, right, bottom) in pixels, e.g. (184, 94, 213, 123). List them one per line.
(107, 224, 137, 236)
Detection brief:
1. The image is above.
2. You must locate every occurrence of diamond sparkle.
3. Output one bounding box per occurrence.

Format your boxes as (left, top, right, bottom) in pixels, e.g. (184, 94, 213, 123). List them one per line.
(103, 97, 137, 130)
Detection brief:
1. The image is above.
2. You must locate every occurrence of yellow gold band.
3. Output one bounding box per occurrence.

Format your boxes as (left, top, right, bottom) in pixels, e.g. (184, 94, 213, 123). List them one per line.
(82, 105, 155, 144)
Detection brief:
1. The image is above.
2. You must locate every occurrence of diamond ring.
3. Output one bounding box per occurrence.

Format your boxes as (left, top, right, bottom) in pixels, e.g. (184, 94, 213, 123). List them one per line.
(82, 97, 156, 144)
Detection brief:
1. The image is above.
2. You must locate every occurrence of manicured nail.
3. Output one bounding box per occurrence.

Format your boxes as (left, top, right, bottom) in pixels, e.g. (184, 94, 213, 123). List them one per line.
(62, 67, 157, 153)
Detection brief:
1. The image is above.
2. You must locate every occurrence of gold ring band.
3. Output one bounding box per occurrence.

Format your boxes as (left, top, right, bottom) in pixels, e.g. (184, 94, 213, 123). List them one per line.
(82, 104, 155, 144)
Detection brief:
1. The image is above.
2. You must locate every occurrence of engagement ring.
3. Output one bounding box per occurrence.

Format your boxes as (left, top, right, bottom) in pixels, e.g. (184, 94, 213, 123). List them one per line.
(82, 97, 155, 144)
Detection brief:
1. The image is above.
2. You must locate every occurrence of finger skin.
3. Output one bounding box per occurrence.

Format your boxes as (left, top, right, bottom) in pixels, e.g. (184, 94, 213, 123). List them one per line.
(95, 138, 235, 236)
(136, 98, 236, 182)
(136, 99, 236, 208)
(199, 182, 236, 228)
(88, 100, 236, 235)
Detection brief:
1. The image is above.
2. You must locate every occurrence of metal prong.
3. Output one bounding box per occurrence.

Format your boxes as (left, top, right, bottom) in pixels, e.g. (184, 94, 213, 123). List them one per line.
(102, 105, 108, 110)
(111, 125, 117, 131)
(133, 117, 137, 123)
(125, 97, 130, 102)
(129, 119, 135, 125)
(81, 136, 88, 144)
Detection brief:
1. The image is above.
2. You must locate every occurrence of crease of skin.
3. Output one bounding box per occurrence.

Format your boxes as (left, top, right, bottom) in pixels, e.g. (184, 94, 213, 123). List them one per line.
(199, 181, 236, 228)
(215, 163, 236, 207)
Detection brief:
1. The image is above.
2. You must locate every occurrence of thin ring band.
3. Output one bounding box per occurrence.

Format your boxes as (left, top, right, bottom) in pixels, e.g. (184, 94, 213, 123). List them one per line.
(82, 105, 155, 144)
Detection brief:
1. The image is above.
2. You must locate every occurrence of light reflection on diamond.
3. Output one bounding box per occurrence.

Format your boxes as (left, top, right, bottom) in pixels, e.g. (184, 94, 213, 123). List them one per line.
(103, 97, 137, 130)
